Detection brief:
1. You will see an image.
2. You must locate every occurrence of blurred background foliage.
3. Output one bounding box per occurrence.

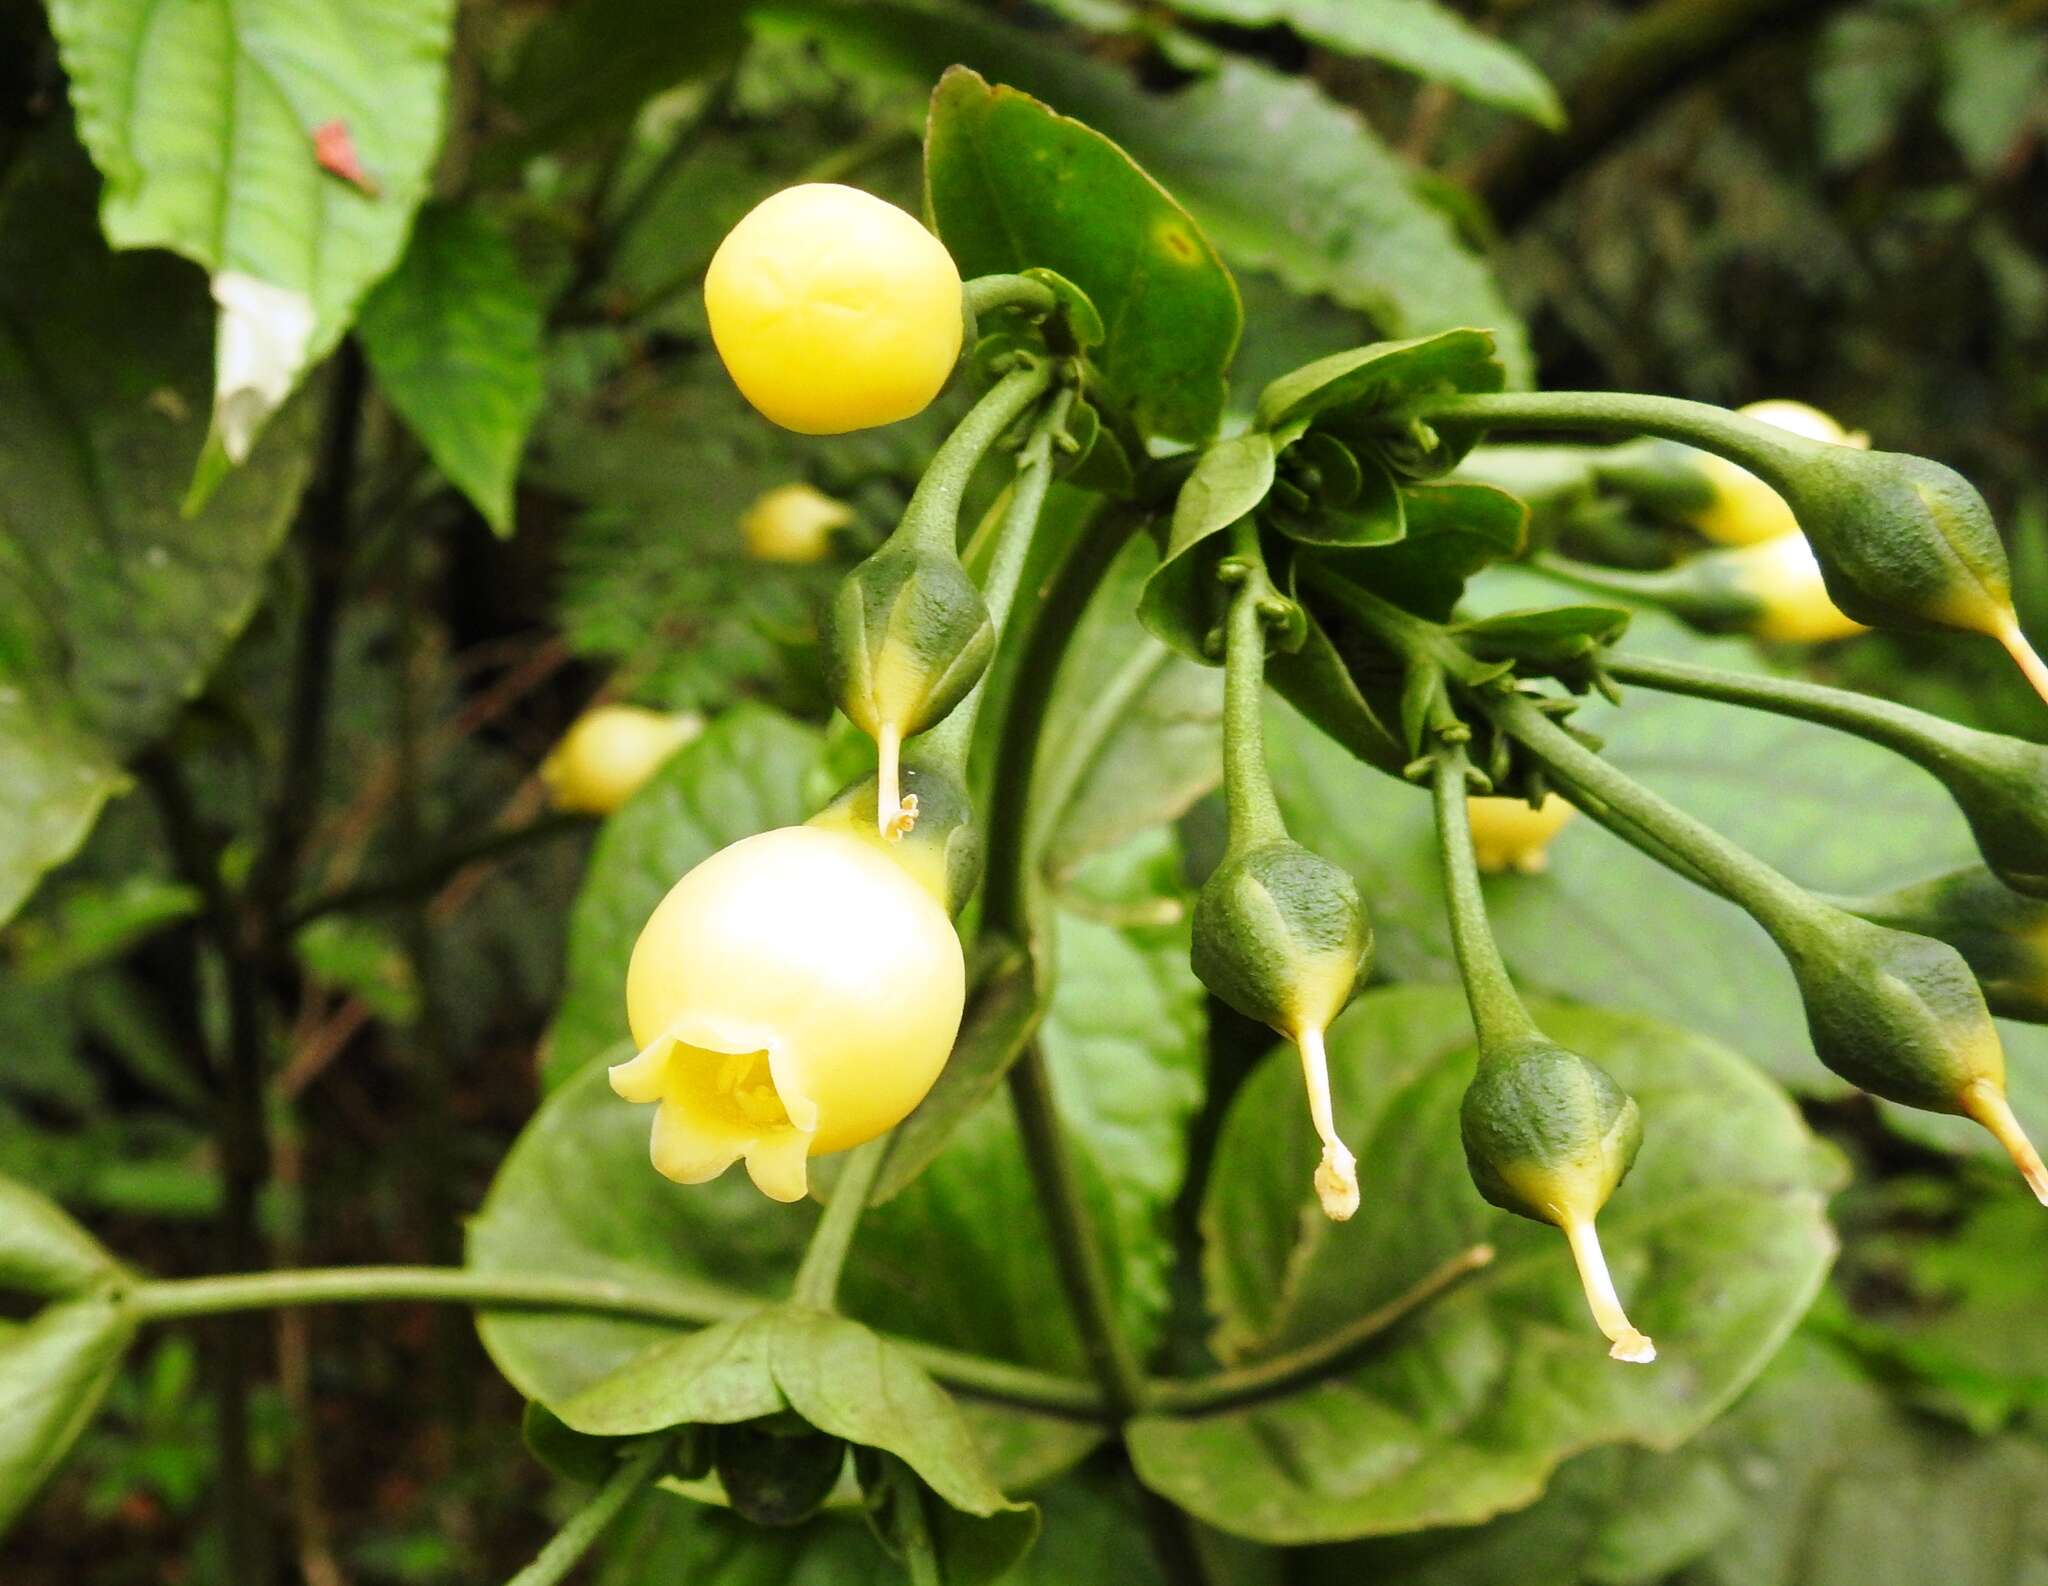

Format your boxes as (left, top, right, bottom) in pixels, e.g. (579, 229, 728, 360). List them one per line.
(1, 0, 2045, 1580)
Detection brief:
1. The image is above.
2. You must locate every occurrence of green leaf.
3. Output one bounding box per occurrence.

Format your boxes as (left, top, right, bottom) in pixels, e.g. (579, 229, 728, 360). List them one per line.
(358, 203, 544, 535)
(0, 1176, 126, 1299)
(1322, 479, 1527, 622)
(1159, 0, 1562, 128)
(543, 706, 822, 1086)
(756, 2, 1531, 382)
(1036, 537, 1222, 881)
(1130, 985, 1837, 1544)
(1255, 330, 1506, 448)
(0, 1295, 136, 1539)
(1936, 15, 2048, 178)
(926, 67, 1241, 444)
(1138, 432, 1278, 661)
(1271, 571, 1990, 1086)
(49, 0, 457, 464)
(0, 133, 317, 928)
(499, 0, 747, 155)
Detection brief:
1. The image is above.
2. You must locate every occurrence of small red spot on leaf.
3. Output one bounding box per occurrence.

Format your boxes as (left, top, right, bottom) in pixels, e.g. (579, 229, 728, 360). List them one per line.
(313, 119, 379, 196)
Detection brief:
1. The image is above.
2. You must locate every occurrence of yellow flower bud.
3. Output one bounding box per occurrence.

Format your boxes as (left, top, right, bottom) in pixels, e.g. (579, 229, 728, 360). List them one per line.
(1732, 532, 1869, 644)
(611, 825, 965, 1202)
(741, 484, 855, 565)
(1689, 399, 1868, 546)
(540, 705, 705, 815)
(704, 184, 964, 435)
(1466, 792, 1575, 875)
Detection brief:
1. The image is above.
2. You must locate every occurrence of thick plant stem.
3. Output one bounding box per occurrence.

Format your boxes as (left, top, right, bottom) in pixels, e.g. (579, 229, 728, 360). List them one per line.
(1603, 651, 2024, 772)
(789, 1137, 889, 1310)
(1429, 747, 1546, 1052)
(130, 1266, 1102, 1417)
(505, 1436, 670, 1586)
(1487, 690, 1820, 942)
(1218, 521, 1289, 854)
(1147, 1243, 1496, 1414)
(898, 362, 1055, 557)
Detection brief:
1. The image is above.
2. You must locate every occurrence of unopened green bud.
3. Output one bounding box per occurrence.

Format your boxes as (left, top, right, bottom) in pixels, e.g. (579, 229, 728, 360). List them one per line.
(1781, 908, 2047, 1202)
(824, 541, 994, 840)
(1192, 840, 1372, 1219)
(1460, 1037, 1654, 1363)
(808, 759, 983, 916)
(714, 1417, 847, 1527)
(1846, 866, 2048, 1026)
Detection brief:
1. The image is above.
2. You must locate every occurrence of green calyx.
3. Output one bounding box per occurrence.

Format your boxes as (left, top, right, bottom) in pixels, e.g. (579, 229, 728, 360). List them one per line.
(824, 539, 995, 750)
(1845, 865, 2048, 1026)
(1775, 905, 2007, 1115)
(809, 759, 983, 916)
(1459, 1035, 1641, 1231)
(713, 1416, 847, 1528)
(1190, 840, 1371, 1038)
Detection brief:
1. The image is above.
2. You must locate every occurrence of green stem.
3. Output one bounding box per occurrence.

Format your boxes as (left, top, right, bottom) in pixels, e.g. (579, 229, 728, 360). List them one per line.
(917, 384, 1071, 773)
(505, 1436, 670, 1586)
(963, 273, 1059, 321)
(897, 362, 1055, 557)
(895, 1474, 944, 1586)
(1006, 1047, 1149, 1417)
(1429, 747, 1545, 1051)
(1218, 521, 1288, 853)
(1147, 1243, 1496, 1415)
(129, 1267, 1101, 1418)
(789, 1137, 888, 1310)
(1603, 651, 2011, 775)
(1486, 689, 1821, 942)
(1411, 390, 1814, 490)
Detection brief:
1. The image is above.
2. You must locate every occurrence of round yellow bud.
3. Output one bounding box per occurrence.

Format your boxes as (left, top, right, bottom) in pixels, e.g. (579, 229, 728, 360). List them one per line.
(740, 483, 854, 565)
(611, 825, 966, 1202)
(704, 184, 964, 435)
(1734, 532, 1869, 644)
(540, 705, 704, 815)
(1468, 792, 1576, 875)
(1690, 399, 1868, 546)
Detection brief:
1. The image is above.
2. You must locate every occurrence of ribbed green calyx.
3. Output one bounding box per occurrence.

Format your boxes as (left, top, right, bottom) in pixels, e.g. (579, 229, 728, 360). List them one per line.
(713, 1418, 847, 1528)
(825, 541, 994, 748)
(1847, 866, 2048, 1026)
(1459, 1035, 1641, 1230)
(808, 759, 983, 917)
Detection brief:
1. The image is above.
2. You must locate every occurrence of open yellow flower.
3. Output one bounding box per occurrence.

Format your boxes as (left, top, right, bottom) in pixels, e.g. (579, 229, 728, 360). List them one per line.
(1690, 399, 1868, 546)
(1467, 792, 1575, 875)
(705, 183, 964, 435)
(540, 705, 704, 816)
(610, 825, 965, 1202)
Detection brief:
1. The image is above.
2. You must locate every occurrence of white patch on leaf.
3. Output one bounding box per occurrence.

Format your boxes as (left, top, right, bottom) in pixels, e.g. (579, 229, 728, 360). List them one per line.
(209, 272, 315, 462)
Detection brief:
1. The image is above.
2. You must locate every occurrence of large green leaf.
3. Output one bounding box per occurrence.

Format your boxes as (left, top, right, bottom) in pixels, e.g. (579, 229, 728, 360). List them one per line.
(1130, 986, 1837, 1544)
(926, 67, 1241, 444)
(0, 1175, 135, 1538)
(542, 705, 822, 1086)
(358, 202, 543, 535)
(49, 0, 457, 464)
(0, 134, 317, 928)
(1270, 571, 1992, 1090)
(1159, 0, 1562, 127)
(756, 1, 1531, 382)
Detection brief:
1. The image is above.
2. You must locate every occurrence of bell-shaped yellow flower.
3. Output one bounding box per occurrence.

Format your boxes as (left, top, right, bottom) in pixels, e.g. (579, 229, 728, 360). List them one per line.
(1690, 399, 1868, 546)
(611, 825, 965, 1202)
(741, 483, 854, 565)
(1467, 792, 1576, 875)
(541, 705, 704, 815)
(1733, 532, 1869, 643)
(705, 184, 964, 436)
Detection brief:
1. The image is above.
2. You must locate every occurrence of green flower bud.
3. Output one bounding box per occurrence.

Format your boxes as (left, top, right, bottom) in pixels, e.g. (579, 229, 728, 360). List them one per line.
(1192, 840, 1372, 1219)
(1781, 908, 2047, 1202)
(714, 1417, 848, 1527)
(1846, 865, 2048, 1025)
(824, 541, 994, 838)
(807, 759, 983, 917)
(1460, 1037, 1654, 1363)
